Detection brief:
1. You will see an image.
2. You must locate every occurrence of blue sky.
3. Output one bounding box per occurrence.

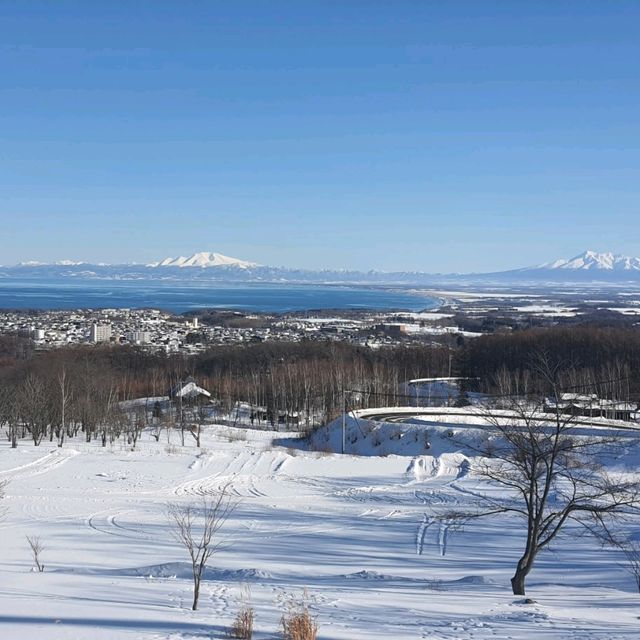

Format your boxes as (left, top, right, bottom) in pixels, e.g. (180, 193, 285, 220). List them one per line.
(1, 1, 638, 271)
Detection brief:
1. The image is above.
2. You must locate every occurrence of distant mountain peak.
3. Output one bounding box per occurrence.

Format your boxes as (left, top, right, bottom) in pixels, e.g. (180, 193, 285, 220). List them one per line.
(148, 251, 259, 269)
(537, 250, 640, 272)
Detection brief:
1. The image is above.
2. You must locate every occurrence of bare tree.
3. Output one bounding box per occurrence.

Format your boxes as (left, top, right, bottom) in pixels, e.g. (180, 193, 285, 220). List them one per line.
(96, 383, 120, 447)
(168, 488, 236, 610)
(150, 401, 165, 442)
(56, 367, 73, 448)
(124, 406, 145, 450)
(185, 404, 208, 448)
(615, 538, 640, 592)
(448, 359, 640, 596)
(0, 383, 21, 448)
(19, 373, 51, 446)
(26, 534, 45, 572)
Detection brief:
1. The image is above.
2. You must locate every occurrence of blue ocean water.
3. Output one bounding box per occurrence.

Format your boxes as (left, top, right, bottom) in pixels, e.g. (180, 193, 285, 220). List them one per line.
(0, 279, 437, 313)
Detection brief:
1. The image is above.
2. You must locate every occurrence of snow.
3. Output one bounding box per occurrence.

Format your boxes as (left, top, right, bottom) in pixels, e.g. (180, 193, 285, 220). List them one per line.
(1, 416, 640, 638)
(512, 304, 579, 316)
(608, 307, 640, 315)
(17, 260, 89, 267)
(388, 312, 456, 321)
(538, 250, 640, 272)
(173, 381, 211, 399)
(148, 252, 259, 269)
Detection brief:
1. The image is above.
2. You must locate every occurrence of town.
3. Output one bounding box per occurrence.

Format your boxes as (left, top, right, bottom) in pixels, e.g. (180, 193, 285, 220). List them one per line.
(4, 284, 640, 356)
(0, 306, 476, 353)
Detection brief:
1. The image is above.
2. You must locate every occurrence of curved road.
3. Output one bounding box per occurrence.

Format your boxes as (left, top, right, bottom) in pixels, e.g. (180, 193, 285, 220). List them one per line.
(351, 406, 640, 437)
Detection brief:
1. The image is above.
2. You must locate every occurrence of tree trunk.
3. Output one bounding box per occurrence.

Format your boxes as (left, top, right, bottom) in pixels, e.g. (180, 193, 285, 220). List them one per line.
(511, 569, 527, 595)
(511, 552, 535, 595)
(192, 575, 200, 610)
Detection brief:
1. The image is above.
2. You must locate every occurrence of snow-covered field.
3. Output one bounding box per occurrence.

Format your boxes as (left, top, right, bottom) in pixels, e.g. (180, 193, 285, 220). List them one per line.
(1, 421, 640, 639)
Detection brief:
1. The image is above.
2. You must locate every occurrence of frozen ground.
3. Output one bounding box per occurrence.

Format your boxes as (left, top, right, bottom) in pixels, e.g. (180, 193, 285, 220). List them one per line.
(1, 421, 640, 639)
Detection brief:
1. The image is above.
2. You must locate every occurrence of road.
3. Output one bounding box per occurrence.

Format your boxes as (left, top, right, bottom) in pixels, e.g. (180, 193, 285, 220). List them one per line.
(351, 406, 640, 437)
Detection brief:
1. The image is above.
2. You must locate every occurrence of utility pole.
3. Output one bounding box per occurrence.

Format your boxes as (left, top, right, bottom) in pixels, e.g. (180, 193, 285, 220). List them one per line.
(179, 379, 184, 446)
(342, 386, 347, 455)
(59, 368, 66, 448)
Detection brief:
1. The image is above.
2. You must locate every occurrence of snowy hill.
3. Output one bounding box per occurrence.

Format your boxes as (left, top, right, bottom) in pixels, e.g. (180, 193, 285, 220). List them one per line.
(2, 413, 640, 638)
(148, 252, 259, 269)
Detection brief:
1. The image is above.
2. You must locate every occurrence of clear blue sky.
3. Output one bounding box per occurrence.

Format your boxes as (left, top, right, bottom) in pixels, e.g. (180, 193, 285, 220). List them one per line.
(1, 1, 638, 271)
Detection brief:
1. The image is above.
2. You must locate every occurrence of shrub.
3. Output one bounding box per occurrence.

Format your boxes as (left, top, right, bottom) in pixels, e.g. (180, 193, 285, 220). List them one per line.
(228, 606, 254, 639)
(281, 590, 318, 640)
(227, 585, 254, 639)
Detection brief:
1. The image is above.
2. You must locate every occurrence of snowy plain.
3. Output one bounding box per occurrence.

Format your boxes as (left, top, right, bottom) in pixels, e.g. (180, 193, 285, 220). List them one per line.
(1, 417, 640, 639)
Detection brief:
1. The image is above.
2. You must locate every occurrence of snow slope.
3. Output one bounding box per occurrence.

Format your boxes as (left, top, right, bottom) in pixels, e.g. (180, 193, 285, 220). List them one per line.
(0, 422, 639, 638)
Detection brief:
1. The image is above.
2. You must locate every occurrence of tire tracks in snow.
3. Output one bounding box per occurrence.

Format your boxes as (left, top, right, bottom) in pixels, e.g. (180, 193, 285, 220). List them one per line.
(86, 508, 157, 541)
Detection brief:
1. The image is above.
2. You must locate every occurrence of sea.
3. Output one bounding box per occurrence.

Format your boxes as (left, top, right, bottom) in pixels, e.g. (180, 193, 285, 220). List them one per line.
(0, 278, 439, 314)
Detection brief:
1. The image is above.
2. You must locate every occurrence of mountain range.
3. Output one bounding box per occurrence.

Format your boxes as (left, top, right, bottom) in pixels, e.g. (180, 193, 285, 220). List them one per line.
(4, 250, 640, 284)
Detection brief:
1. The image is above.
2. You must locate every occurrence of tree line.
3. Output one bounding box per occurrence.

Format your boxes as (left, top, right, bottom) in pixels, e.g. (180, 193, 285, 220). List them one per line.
(459, 326, 640, 400)
(0, 339, 452, 444)
(3, 324, 640, 447)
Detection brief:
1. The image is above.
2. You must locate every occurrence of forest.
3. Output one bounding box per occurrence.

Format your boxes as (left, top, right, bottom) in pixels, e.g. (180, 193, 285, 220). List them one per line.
(1, 325, 639, 446)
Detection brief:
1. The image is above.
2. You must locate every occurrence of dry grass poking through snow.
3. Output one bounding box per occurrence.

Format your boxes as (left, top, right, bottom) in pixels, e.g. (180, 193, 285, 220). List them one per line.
(227, 586, 254, 640)
(280, 590, 318, 640)
(227, 606, 254, 639)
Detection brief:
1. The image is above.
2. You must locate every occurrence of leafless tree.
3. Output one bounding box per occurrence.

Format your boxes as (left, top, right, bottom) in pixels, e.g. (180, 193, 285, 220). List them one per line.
(26, 534, 45, 572)
(615, 538, 640, 592)
(168, 488, 237, 610)
(448, 358, 640, 596)
(150, 401, 165, 442)
(56, 367, 73, 448)
(185, 405, 208, 448)
(0, 384, 21, 448)
(124, 406, 145, 450)
(19, 373, 51, 446)
(96, 383, 120, 447)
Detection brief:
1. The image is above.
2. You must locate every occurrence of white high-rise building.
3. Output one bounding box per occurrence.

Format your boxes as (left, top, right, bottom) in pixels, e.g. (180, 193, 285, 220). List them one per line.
(90, 323, 112, 343)
(127, 330, 151, 345)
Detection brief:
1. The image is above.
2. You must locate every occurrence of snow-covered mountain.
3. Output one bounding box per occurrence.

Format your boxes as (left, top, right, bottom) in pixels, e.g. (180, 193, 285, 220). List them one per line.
(536, 250, 640, 272)
(148, 252, 258, 269)
(18, 259, 89, 267)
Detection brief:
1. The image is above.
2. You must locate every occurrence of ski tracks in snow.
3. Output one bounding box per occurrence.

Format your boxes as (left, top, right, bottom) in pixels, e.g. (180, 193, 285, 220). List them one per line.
(172, 449, 290, 499)
(0, 448, 79, 482)
(412, 453, 469, 557)
(416, 514, 452, 557)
